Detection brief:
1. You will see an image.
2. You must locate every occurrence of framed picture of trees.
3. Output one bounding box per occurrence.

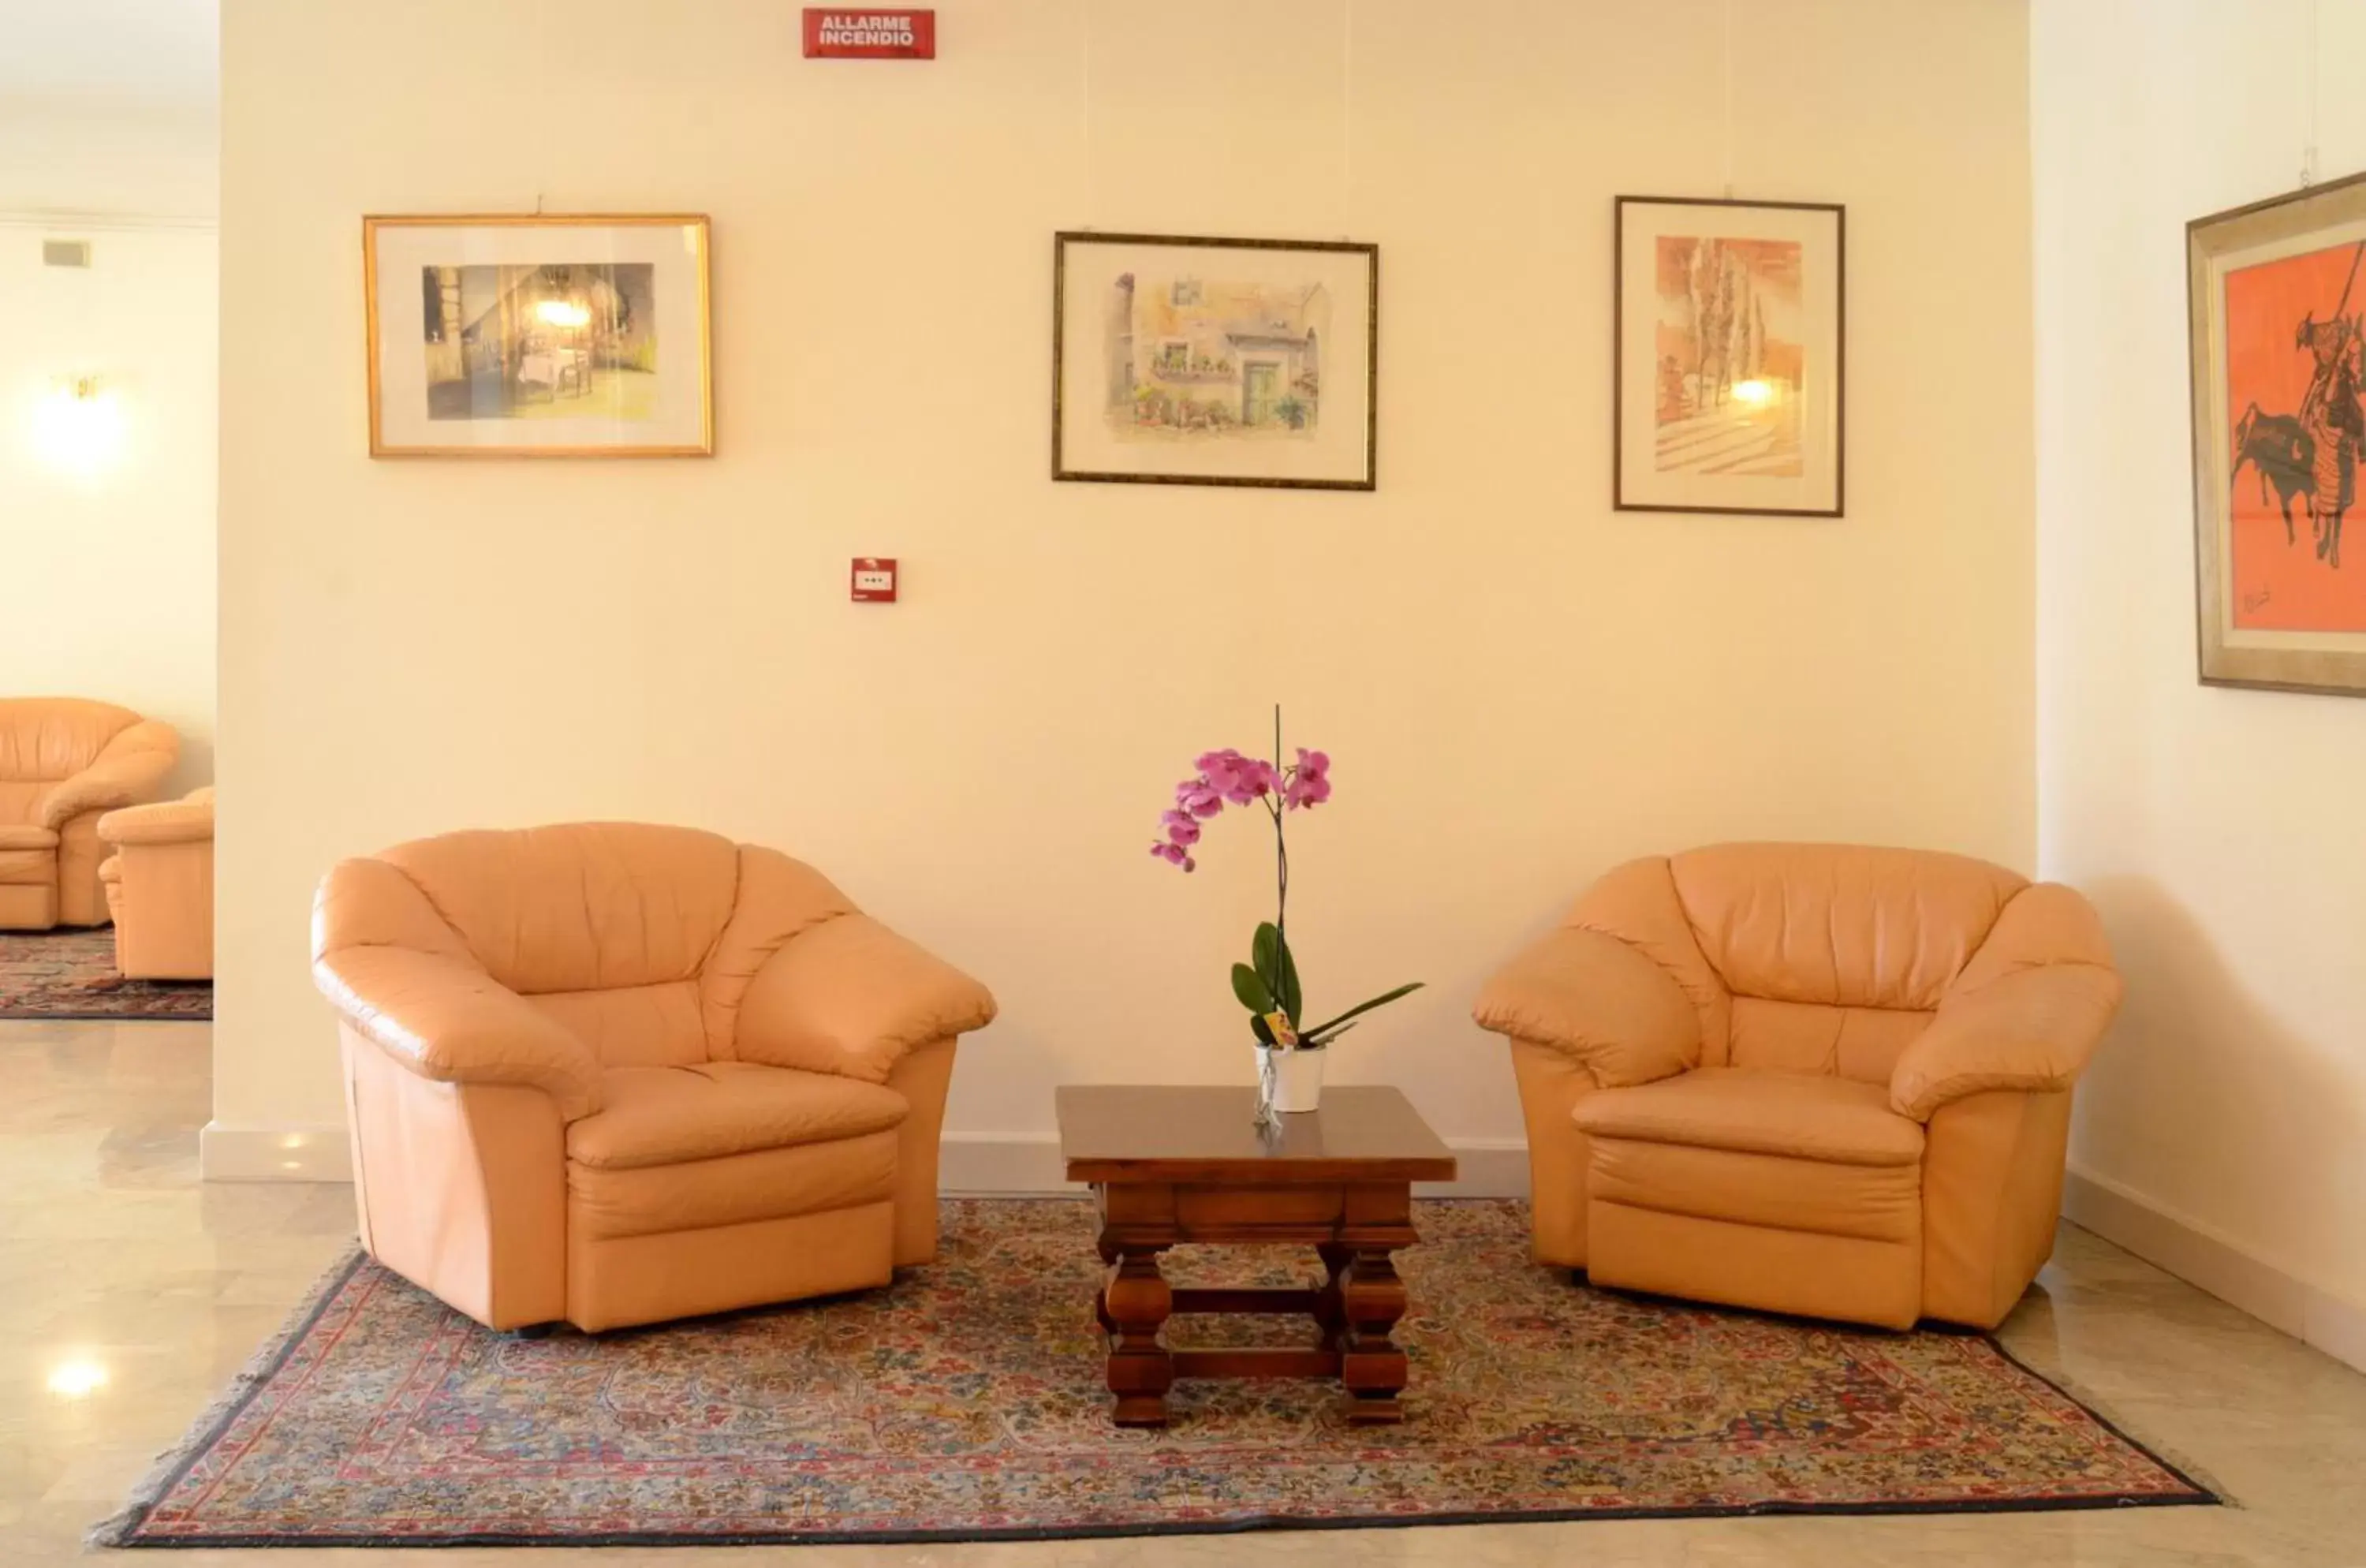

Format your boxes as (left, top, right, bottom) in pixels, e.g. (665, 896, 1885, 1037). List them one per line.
(1614, 196, 1845, 517)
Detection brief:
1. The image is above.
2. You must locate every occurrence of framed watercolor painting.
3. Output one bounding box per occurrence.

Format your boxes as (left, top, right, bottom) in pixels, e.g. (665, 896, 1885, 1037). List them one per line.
(364, 214, 712, 457)
(1052, 232, 1378, 491)
(1614, 196, 1845, 517)
(2189, 170, 2366, 696)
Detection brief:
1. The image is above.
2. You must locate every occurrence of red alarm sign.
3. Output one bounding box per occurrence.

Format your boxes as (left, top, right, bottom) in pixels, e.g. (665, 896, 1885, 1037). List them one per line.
(803, 9, 935, 59)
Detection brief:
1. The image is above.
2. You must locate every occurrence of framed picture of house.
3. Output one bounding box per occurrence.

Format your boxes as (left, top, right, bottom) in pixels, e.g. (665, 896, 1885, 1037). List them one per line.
(1614, 196, 1845, 517)
(363, 214, 712, 457)
(1052, 232, 1378, 491)
(2189, 170, 2366, 696)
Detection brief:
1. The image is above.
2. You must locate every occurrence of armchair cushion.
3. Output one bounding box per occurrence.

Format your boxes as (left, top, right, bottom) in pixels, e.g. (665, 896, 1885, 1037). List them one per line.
(1591, 1135, 1925, 1245)
(377, 823, 741, 995)
(733, 913, 997, 1084)
(697, 845, 859, 1053)
(314, 944, 604, 1120)
(1890, 963, 2123, 1122)
(1576, 1068, 1925, 1167)
(0, 824, 59, 850)
(1667, 842, 2027, 1012)
(1472, 924, 1699, 1087)
(0, 697, 144, 788)
(36, 719, 179, 830)
(566, 1062, 908, 1171)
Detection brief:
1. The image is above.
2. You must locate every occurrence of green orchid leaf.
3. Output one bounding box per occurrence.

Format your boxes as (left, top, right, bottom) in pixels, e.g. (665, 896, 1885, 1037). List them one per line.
(1274, 930, 1302, 1025)
(1250, 1011, 1278, 1046)
(1303, 1020, 1360, 1048)
(1252, 924, 1280, 989)
(1298, 981, 1424, 1040)
(1230, 962, 1275, 1015)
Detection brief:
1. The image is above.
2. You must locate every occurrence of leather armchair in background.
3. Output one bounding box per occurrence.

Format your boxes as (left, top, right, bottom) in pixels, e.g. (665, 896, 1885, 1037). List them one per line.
(0, 699, 180, 930)
(312, 821, 998, 1334)
(98, 788, 215, 980)
(1475, 843, 2122, 1331)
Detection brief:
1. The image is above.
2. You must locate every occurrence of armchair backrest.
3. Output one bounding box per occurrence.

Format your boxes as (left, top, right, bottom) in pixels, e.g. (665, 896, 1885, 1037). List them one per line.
(315, 822, 863, 1072)
(323, 823, 737, 1069)
(0, 697, 143, 823)
(1577, 843, 2035, 1085)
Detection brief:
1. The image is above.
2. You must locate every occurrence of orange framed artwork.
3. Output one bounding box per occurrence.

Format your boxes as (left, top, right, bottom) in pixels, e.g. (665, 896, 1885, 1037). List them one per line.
(2189, 172, 2366, 694)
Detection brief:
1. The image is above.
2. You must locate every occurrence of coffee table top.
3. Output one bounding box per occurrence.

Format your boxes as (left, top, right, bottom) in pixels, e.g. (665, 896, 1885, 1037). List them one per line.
(1055, 1085, 1457, 1184)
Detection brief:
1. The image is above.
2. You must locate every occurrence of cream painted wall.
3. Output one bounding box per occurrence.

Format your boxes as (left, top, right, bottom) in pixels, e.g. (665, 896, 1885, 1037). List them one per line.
(0, 103, 217, 223)
(215, 0, 2035, 1176)
(2035, 0, 2366, 1356)
(1, 222, 217, 790)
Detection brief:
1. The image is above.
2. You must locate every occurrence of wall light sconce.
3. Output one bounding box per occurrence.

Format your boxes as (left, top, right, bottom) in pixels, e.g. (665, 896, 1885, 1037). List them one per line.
(35, 372, 125, 476)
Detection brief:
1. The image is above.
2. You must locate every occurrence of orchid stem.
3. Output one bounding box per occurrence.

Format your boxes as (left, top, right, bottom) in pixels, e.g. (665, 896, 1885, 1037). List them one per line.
(1273, 703, 1289, 1033)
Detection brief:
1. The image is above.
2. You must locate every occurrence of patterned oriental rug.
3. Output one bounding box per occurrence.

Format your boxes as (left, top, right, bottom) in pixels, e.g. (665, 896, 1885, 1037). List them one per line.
(99, 1200, 2213, 1548)
(0, 930, 210, 1021)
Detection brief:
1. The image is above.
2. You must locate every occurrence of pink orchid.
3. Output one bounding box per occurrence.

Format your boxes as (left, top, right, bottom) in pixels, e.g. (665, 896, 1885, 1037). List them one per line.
(1174, 779, 1225, 819)
(1196, 749, 1279, 804)
(1151, 712, 1422, 1051)
(1284, 748, 1331, 809)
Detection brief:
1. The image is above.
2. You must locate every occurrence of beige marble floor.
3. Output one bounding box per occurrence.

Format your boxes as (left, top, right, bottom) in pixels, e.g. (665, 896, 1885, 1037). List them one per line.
(4, 1021, 2364, 1566)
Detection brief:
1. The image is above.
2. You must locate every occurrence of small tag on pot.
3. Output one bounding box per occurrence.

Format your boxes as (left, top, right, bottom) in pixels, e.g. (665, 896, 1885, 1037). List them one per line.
(1262, 1012, 1299, 1048)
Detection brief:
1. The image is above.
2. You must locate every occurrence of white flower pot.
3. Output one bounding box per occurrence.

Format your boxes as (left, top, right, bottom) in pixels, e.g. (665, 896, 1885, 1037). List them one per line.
(1252, 1043, 1327, 1114)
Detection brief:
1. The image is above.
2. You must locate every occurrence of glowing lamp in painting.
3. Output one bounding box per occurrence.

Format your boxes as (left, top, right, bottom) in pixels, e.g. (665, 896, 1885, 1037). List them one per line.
(536, 299, 592, 329)
(46, 1357, 108, 1398)
(35, 375, 124, 476)
(1732, 378, 1774, 406)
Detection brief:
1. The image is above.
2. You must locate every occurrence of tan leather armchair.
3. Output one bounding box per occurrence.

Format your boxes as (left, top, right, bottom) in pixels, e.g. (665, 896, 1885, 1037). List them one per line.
(1475, 843, 2122, 1331)
(312, 822, 997, 1334)
(98, 788, 215, 980)
(0, 699, 179, 930)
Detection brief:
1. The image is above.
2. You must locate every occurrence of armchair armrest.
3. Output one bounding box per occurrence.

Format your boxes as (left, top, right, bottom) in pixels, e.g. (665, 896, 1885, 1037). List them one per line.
(1472, 925, 1700, 1087)
(313, 945, 603, 1120)
(39, 721, 178, 830)
(1890, 963, 2122, 1122)
(97, 793, 214, 848)
(733, 913, 997, 1084)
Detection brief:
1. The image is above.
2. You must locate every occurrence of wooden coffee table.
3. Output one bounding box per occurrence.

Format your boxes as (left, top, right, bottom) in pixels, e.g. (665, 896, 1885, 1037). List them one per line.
(1054, 1085, 1457, 1428)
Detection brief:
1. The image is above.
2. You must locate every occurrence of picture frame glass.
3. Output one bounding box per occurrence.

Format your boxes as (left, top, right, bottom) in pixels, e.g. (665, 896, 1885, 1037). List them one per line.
(1616, 198, 1843, 516)
(2190, 175, 2366, 695)
(1054, 233, 1376, 490)
(367, 217, 711, 457)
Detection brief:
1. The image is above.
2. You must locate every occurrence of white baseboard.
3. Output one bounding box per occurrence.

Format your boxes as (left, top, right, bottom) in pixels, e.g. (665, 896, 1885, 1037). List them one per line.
(2063, 1163, 2366, 1376)
(200, 1120, 353, 1182)
(941, 1133, 1531, 1198)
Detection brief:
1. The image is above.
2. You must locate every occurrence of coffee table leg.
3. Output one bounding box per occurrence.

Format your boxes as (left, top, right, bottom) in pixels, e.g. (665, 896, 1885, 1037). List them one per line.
(1340, 1248, 1409, 1424)
(1103, 1247, 1173, 1427)
(1314, 1241, 1353, 1351)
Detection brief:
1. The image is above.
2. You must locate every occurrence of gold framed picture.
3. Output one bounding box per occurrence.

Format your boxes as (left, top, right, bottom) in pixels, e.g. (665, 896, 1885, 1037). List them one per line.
(1614, 196, 1845, 517)
(1052, 232, 1379, 491)
(2189, 170, 2366, 696)
(363, 214, 713, 458)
